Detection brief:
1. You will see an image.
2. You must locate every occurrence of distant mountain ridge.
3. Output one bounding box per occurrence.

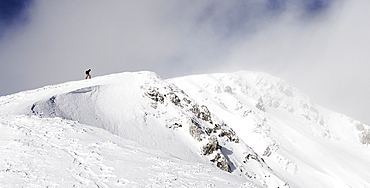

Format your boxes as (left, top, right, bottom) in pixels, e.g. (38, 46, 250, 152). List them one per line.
(0, 71, 369, 187)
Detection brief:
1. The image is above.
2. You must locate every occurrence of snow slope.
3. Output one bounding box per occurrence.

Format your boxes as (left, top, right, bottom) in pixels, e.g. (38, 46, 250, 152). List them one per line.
(1, 71, 370, 187)
(169, 71, 370, 188)
(0, 115, 252, 187)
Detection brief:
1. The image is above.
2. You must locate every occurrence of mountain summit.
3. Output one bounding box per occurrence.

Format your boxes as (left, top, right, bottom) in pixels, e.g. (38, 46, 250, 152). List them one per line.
(1, 71, 369, 187)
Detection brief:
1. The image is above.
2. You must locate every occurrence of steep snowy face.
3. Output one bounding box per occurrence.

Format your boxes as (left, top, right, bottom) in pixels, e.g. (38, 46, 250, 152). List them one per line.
(169, 71, 370, 188)
(169, 71, 370, 144)
(27, 71, 288, 188)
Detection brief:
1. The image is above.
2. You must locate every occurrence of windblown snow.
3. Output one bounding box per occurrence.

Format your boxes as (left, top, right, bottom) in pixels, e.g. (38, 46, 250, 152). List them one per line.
(0, 71, 369, 188)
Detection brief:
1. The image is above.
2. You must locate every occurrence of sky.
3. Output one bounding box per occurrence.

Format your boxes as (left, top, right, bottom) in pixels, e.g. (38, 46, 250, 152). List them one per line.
(0, 0, 369, 125)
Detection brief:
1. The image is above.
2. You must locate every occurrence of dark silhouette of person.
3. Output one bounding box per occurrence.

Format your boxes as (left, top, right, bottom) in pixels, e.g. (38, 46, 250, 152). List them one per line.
(85, 69, 91, 79)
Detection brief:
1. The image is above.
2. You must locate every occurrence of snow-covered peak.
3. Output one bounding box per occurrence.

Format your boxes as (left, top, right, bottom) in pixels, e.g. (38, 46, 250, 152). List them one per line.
(25, 71, 288, 187)
(1, 71, 370, 187)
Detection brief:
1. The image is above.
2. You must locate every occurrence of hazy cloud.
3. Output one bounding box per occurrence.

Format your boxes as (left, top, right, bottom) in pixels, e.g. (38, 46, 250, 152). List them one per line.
(216, 0, 370, 124)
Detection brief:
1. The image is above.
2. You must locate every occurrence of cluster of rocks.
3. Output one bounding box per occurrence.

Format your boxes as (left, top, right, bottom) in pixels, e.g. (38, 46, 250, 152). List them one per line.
(356, 123, 370, 145)
(143, 85, 237, 172)
(200, 136, 229, 172)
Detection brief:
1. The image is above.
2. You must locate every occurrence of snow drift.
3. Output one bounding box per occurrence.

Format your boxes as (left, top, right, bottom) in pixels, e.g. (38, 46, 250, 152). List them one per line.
(1, 71, 370, 187)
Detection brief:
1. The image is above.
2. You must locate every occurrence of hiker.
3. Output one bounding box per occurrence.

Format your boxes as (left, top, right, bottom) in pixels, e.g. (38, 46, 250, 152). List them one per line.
(85, 69, 92, 79)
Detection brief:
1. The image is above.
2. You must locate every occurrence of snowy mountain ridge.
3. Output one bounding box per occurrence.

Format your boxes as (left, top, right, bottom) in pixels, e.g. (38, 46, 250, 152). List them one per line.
(1, 71, 370, 188)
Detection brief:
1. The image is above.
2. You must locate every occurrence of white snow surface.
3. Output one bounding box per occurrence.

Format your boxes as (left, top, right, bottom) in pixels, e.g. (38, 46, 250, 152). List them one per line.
(0, 71, 370, 188)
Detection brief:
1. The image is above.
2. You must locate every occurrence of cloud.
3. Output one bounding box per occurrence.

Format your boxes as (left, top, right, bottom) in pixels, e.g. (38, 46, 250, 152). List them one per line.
(1, 0, 370, 124)
(216, 0, 370, 123)
(0, 0, 182, 92)
(0, 0, 261, 92)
